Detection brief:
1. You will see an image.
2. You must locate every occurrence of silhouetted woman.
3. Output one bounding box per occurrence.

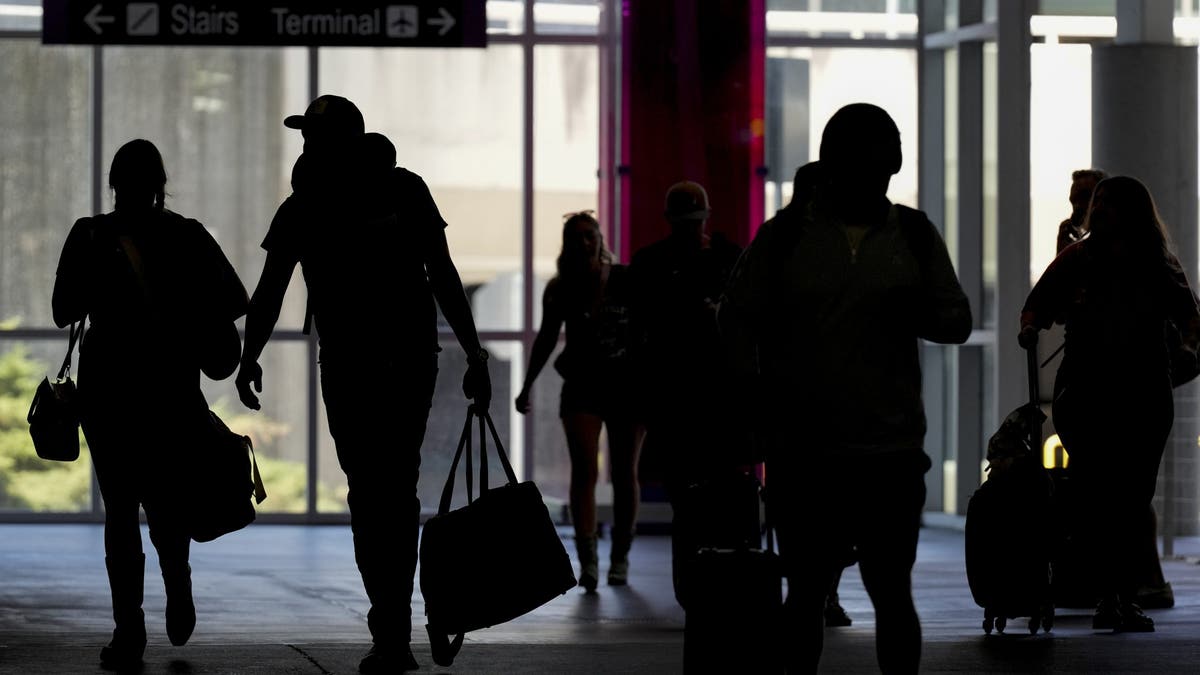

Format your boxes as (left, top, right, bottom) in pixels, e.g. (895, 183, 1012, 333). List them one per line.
(52, 139, 247, 669)
(1020, 175, 1200, 632)
(515, 211, 643, 591)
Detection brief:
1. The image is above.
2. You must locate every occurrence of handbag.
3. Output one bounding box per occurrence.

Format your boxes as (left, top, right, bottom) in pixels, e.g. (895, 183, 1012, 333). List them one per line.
(1165, 319, 1200, 388)
(419, 406, 576, 667)
(27, 321, 86, 462)
(187, 409, 267, 543)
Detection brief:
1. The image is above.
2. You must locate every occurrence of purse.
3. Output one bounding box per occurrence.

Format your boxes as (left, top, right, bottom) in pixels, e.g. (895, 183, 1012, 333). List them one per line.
(27, 321, 86, 462)
(187, 408, 267, 543)
(1165, 319, 1200, 388)
(419, 407, 576, 667)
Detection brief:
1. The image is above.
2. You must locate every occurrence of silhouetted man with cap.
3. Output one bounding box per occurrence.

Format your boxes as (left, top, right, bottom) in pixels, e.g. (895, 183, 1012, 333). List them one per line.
(720, 103, 971, 673)
(629, 180, 744, 610)
(236, 94, 492, 673)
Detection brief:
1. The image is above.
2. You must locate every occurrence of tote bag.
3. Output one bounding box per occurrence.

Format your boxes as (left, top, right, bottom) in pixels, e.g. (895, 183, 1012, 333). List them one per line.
(419, 407, 576, 666)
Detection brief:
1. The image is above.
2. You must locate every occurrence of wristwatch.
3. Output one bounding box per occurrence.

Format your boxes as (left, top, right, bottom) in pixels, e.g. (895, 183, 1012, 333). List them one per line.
(468, 347, 489, 365)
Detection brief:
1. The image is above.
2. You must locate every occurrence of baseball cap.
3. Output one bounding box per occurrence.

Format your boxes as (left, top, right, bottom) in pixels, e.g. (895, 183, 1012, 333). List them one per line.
(284, 95, 365, 138)
(664, 181, 711, 221)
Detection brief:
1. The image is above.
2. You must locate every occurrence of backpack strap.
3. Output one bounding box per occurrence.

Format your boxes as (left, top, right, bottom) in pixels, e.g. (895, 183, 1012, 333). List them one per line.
(302, 295, 313, 335)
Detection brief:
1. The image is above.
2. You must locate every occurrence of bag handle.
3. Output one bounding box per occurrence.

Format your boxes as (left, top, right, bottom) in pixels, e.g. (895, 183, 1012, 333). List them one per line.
(435, 406, 520, 516)
(56, 320, 85, 381)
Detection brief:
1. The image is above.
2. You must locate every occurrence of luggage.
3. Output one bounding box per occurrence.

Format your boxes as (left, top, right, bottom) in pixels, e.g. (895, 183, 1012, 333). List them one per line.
(682, 474, 783, 673)
(965, 346, 1055, 634)
(419, 407, 576, 667)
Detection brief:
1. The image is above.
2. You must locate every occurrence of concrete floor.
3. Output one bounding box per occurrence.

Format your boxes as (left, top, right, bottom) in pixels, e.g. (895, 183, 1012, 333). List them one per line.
(4, 523, 1200, 673)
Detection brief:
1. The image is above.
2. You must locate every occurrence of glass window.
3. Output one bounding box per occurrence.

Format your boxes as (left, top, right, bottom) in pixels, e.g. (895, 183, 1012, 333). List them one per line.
(101, 46, 309, 329)
(767, 0, 918, 39)
(982, 42, 997, 329)
(763, 47, 919, 221)
(319, 46, 524, 332)
(488, 0, 526, 34)
(535, 0, 602, 35)
(205, 339, 313, 514)
(535, 44, 600, 302)
(0, 0, 41, 32)
(1029, 43, 1091, 283)
(0, 41, 92, 330)
(0, 338, 95, 513)
(944, 47, 959, 266)
(945, 0, 960, 30)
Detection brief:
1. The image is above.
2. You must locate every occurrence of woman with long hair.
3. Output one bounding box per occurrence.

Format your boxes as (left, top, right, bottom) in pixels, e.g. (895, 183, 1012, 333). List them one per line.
(515, 211, 644, 591)
(1020, 175, 1200, 632)
(52, 139, 247, 669)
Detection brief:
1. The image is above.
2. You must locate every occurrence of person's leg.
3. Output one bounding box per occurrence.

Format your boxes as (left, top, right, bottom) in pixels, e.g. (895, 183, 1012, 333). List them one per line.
(769, 461, 842, 674)
(563, 411, 604, 591)
(88, 439, 147, 669)
(824, 566, 852, 627)
(605, 417, 644, 585)
(855, 456, 926, 675)
(145, 495, 194, 646)
(323, 357, 434, 672)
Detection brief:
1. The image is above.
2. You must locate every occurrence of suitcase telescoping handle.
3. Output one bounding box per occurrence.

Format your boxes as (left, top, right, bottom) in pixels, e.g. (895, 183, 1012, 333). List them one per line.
(1026, 340, 1039, 406)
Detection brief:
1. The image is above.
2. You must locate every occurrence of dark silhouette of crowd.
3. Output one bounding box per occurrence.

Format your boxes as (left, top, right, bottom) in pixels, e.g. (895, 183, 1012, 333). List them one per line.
(49, 90, 1200, 675)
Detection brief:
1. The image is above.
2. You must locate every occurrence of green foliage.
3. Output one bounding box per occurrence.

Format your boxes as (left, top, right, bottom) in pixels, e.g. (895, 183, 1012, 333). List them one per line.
(0, 345, 94, 511)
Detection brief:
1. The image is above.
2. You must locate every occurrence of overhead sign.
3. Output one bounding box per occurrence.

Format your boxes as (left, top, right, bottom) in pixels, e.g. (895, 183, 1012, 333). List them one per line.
(41, 1, 486, 47)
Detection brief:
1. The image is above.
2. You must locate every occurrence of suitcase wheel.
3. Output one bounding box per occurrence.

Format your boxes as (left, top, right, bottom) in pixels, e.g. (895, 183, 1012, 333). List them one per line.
(1028, 617, 1039, 635)
(1041, 607, 1055, 633)
(982, 616, 994, 635)
(995, 616, 1007, 634)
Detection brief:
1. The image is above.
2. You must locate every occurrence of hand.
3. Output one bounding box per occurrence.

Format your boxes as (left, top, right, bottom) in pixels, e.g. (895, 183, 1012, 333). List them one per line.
(1018, 325, 1039, 350)
(515, 390, 531, 415)
(464, 358, 492, 410)
(236, 360, 263, 411)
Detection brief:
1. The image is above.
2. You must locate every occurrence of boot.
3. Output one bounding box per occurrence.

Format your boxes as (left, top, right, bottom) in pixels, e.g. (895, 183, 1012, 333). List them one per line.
(576, 534, 599, 592)
(100, 555, 147, 671)
(161, 560, 196, 647)
(608, 530, 633, 586)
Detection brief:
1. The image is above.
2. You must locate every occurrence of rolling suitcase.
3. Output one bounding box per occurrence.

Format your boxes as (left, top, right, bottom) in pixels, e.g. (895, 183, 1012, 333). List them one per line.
(682, 474, 783, 673)
(965, 345, 1055, 634)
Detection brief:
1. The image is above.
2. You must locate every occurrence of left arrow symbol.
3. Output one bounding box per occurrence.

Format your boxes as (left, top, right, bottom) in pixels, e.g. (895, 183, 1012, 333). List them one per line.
(84, 4, 115, 35)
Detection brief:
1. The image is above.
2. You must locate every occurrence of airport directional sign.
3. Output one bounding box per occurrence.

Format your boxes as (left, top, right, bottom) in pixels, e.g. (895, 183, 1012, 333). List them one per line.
(42, 1, 486, 47)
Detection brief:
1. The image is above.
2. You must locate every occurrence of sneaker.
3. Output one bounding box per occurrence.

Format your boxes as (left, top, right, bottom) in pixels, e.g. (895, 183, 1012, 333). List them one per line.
(578, 564, 599, 592)
(1093, 598, 1121, 631)
(1136, 582, 1175, 610)
(824, 602, 852, 627)
(608, 559, 629, 586)
(359, 644, 419, 673)
(1116, 603, 1155, 633)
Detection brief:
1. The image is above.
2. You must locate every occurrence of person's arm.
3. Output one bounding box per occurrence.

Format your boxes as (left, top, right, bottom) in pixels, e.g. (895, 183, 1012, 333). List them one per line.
(1018, 246, 1075, 349)
(717, 223, 773, 380)
(1166, 253, 1200, 358)
(912, 216, 973, 345)
(235, 249, 297, 410)
(235, 198, 302, 411)
(515, 282, 565, 414)
(51, 218, 94, 328)
(423, 226, 492, 409)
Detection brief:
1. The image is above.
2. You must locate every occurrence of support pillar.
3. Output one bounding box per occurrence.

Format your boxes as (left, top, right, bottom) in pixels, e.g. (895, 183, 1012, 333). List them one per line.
(1093, 37, 1199, 537)
(617, 0, 766, 257)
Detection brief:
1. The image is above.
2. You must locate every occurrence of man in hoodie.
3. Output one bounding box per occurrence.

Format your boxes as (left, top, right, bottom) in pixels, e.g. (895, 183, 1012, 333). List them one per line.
(719, 103, 971, 674)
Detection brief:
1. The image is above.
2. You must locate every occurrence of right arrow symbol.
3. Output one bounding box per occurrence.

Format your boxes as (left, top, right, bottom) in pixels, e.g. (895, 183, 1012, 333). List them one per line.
(83, 4, 115, 35)
(427, 7, 455, 36)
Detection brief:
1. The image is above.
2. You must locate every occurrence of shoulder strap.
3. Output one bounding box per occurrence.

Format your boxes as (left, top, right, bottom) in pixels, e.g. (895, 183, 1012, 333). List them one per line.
(56, 320, 85, 381)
